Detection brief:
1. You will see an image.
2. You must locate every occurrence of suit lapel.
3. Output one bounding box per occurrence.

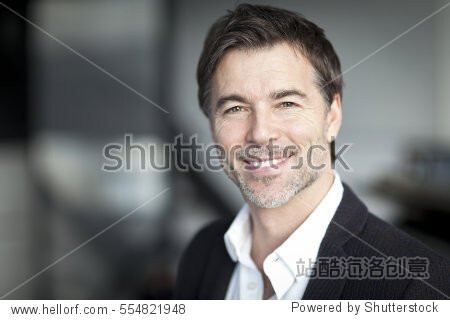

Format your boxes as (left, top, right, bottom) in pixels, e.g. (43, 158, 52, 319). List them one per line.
(301, 242, 348, 299)
(302, 183, 369, 299)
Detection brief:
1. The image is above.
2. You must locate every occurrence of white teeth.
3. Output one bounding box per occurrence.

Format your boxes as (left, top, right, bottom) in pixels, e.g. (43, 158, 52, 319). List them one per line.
(250, 158, 284, 167)
(271, 159, 281, 165)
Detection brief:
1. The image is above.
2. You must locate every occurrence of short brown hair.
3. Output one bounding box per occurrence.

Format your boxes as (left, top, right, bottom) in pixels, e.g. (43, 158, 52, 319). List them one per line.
(197, 3, 343, 116)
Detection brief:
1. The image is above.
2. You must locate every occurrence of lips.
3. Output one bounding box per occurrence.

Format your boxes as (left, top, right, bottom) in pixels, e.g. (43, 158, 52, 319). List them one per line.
(242, 154, 294, 172)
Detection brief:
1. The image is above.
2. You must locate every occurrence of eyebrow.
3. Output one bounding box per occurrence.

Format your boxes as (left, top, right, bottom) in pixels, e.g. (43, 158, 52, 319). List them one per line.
(215, 88, 307, 111)
(269, 88, 307, 100)
(216, 94, 250, 110)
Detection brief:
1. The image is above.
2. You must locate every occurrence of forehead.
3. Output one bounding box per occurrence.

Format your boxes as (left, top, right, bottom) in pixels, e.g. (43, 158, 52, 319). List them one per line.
(211, 42, 317, 100)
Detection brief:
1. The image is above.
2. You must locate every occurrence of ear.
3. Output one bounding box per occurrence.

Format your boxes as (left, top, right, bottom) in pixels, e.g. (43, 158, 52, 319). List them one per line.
(325, 94, 342, 143)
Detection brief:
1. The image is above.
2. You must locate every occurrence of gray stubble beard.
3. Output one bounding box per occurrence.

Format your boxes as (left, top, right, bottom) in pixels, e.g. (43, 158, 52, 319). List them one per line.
(225, 152, 325, 209)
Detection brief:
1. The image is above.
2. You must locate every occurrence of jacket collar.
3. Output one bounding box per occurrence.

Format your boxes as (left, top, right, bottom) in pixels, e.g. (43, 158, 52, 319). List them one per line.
(302, 182, 369, 299)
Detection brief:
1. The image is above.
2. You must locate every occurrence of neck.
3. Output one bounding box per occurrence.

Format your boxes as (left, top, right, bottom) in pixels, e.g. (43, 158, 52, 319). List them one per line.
(249, 169, 335, 270)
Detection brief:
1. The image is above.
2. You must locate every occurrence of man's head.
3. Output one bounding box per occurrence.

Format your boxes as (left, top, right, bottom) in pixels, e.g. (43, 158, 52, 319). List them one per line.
(197, 4, 343, 208)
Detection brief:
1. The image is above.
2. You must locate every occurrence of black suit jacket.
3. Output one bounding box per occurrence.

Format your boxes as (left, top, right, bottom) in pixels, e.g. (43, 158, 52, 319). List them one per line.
(173, 183, 450, 299)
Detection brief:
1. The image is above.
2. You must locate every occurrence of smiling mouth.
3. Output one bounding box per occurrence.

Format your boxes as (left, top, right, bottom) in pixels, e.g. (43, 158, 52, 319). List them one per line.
(242, 153, 295, 171)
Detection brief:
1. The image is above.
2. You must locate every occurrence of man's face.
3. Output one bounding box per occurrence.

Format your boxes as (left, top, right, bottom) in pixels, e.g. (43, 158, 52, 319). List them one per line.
(210, 42, 341, 208)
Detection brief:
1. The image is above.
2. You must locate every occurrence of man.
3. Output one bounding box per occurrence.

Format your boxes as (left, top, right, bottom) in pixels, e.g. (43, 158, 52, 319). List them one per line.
(173, 4, 450, 299)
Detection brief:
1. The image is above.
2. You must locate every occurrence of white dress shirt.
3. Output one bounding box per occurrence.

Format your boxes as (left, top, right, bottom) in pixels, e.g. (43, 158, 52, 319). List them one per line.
(224, 170, 344, 300)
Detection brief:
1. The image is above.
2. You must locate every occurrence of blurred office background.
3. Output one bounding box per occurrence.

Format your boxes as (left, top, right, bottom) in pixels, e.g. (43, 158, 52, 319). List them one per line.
(1, 0, 449, 299)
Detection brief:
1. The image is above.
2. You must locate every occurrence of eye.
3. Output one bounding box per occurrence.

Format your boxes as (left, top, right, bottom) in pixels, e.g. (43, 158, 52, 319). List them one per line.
(224, 106, 244, 114)
(280, 101, 297, 108)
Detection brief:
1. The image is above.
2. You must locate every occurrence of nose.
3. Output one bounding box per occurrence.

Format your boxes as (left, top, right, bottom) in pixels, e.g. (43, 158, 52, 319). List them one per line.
(245, 107, 281, 145)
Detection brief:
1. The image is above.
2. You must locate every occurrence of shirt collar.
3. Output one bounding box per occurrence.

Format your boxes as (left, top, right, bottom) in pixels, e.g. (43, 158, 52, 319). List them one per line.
(224, 202, 251, 263)
(273, 170, 344, 282)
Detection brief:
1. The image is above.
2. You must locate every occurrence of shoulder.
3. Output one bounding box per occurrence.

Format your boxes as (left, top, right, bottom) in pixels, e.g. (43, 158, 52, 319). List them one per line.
(181, 215, 234, 261)
(190, 217, 234, 246)
(180, 217, 234, 262)
(361, 212, 446, 260)
(338, 182, 449, 268)
(172, 217, 233, 299)
(347, 211, 450, 298)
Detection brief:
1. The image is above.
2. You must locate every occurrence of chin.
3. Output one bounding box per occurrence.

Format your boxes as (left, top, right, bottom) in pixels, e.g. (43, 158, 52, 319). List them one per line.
(245, 191, 294, 209)
(238, 179, 299, 208)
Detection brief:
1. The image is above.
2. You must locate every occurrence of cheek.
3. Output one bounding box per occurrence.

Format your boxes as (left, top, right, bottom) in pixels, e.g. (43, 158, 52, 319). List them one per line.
(213, 120, 248, 169)
(213, 118, 248, 148)
(282, 117, 321, 143)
